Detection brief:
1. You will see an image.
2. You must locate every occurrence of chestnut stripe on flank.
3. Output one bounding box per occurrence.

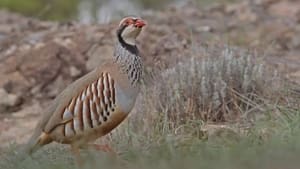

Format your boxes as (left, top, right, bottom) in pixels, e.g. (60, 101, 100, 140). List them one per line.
(106, 73, 111, 99)
(104, 103, 108, 114)
(77, 100, 84, 131)
(71, 119, 76, 134)
(61, 99, 71, 119)
(90, 100, 99, 127)
(64, 123, 68, 137)
(98, 109, 104, 122)
(100, 109, 104, 117)
(111, 79, 115, 104)
(96, 73, 103, 97)
(62, 124, 66, 136)
(92, 83, 97, 101)
(96, 78, 101, 97)
(95, 96, 101, 106)
(73, 98, 80, 132)
(65, 122, 74, 137)
(80, 89, 85, 101)
(105, 74, 112, 108)
(84, 85, 88, 96)
(84, 98, 93, 129)
(92, 102, 101, 125)
(88, 84, 93, 100)
(85, 85, 90, 97)
(108, 74, 114, 103)
(99, 78, 105, 103)
(69, 98, 76, 115)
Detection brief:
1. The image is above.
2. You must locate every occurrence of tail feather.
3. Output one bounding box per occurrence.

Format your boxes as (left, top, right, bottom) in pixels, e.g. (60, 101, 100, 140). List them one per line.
(23, 132, 52, 155)
(12, 132, 52, 164)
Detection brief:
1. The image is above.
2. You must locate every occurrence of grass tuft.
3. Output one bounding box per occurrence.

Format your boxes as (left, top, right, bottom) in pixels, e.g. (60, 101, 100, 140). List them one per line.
(139, 45, 282, 126)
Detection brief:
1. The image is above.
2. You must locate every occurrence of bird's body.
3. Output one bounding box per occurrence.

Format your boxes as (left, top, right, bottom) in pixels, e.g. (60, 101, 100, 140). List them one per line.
(24, 16, 146, 156)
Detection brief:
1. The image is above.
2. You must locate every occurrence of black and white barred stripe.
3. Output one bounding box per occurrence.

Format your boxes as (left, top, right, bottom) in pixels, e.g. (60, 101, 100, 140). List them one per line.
(61, 72, 116, 137)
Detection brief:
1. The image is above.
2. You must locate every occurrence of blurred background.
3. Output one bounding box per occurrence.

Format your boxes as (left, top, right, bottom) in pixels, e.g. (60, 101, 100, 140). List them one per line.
(0, 0, 235, 23)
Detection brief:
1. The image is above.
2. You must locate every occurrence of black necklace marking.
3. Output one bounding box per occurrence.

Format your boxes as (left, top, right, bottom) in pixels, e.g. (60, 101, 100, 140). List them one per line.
(117, 25, 139, 56)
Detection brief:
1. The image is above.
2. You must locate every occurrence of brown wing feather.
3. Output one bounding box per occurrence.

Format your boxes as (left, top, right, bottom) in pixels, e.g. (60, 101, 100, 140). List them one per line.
(45, 65, 129, 139)
(25, 61, 131, 153)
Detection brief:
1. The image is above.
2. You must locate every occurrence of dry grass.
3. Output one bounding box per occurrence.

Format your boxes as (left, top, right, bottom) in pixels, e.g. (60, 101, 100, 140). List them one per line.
(1, 107, 300, 169)
(136, 45, 283, 130)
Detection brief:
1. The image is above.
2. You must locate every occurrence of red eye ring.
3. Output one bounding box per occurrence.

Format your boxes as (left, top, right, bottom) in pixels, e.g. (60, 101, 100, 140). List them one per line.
(124, 19, 133, 26)
(119, 17, 146, 28)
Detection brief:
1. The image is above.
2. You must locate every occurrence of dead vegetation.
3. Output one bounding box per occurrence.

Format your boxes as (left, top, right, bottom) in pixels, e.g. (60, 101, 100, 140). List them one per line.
(141, 46, 281, 123)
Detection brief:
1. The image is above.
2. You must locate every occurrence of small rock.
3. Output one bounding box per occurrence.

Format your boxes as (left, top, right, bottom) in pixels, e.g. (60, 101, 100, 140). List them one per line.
(12, 103, 41, 118)
(19, 44, 31, 51)
(4, 45, 17, 56)
(33, 42, 45, 49)
(69, 66, 81, 77)
(289, 70, 300, 85)
(291, 35, 300, 49)
(201, 124, 240, 143)
(0, 25, 12, 34)
(254, 0, 279, 6)
(225, 1, 257, 22)
(268, 1, 300, 20)
(196, 26, 213, 32)
(53, 37, 75, 48)
(30, 84, 42, 95)
(23, 31, 47, 45)
(0, 88, 22, 113)
(0, 88, 21, 107)
(225, 3, 242, 14)
(240, 11, 257, 23)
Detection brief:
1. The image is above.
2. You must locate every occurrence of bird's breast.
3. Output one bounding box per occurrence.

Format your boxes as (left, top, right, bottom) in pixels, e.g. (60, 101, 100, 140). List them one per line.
(114, 83, 139, 114)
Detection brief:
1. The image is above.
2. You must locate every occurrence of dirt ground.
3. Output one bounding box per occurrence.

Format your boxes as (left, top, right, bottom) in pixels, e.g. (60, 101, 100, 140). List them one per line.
(0, 0, 299, 147)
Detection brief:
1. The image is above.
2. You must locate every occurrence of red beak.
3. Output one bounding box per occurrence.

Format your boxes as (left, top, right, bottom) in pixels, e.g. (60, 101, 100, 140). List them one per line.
(135, 19, 146, 28)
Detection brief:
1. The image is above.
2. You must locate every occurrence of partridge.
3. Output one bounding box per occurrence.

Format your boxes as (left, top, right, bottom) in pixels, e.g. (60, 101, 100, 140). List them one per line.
(24, 16, 146, 158)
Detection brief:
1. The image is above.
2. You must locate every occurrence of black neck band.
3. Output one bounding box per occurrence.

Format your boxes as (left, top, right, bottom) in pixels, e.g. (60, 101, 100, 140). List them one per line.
(116, 25, 139, 55)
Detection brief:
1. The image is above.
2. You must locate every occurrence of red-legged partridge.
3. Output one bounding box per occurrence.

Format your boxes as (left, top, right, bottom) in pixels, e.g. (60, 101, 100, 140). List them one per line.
(24, 16, 146, 159)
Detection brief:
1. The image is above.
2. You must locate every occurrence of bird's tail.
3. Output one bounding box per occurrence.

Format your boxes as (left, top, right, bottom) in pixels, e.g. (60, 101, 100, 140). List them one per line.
(22, 132, 52, 155)
(10, 132, 52, 164)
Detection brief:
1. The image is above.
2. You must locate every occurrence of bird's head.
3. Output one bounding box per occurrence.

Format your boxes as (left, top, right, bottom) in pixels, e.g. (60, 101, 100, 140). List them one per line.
(117, 16, 146, 46)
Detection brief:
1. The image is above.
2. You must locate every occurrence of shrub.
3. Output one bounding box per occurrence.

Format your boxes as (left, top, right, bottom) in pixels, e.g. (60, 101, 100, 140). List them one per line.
(137, 45, 281, 126)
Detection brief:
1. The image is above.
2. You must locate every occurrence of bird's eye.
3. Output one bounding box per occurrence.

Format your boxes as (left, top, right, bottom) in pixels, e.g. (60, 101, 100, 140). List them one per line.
(125, 19, 136, 26)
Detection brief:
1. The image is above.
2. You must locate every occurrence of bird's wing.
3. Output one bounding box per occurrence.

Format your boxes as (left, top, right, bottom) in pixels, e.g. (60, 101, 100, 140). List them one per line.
(25, 63, 124, 153)
(42, 65, 120, 135)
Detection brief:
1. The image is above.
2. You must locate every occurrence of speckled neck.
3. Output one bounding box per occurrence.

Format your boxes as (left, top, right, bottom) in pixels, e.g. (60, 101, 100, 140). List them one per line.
(113, 41, 142, 86)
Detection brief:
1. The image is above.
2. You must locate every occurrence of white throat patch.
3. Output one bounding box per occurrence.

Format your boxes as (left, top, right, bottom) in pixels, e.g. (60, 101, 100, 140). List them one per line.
(121, 24, 141, 46)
